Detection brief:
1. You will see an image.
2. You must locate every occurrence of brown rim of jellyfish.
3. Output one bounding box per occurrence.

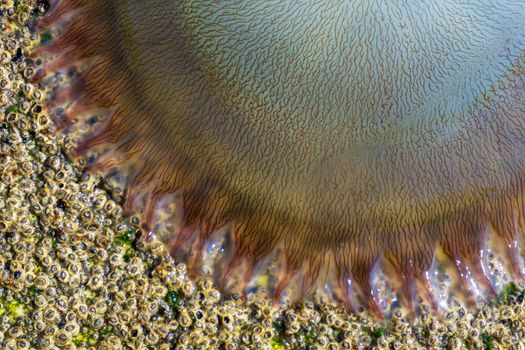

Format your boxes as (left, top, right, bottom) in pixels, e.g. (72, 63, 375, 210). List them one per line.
(34, 0, 525, 317)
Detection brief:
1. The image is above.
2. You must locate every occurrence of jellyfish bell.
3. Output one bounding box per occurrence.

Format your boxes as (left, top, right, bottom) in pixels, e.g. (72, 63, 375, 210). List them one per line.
(35, 0, 525, 316)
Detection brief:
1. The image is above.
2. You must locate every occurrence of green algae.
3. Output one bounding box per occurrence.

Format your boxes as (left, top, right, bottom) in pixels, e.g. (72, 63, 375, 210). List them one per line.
(497, 282, 521, 305)
(73, 332, 98, 346)
(270, 338, 285, 350)
(4, 104, 20, 116)
(0, 298, 28, 321)
(165, 290, 179, 309)
(122, 250, 136, 262)
(370, 326, 386, 339)
(28, 285, 42, 296)
(116, 227, 139, 248)
(298, 326, 318, 346)
(39, 31, 52, 43)
(482, 334, 495, 350)
(272, 319, 285, 348)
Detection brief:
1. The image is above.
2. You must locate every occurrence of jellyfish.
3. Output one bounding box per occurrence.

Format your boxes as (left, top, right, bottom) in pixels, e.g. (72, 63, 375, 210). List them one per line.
(36, 0, 525, 315)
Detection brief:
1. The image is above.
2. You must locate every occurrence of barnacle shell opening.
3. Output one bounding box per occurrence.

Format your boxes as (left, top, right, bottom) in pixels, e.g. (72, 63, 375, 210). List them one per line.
(33, 0, 525, 317)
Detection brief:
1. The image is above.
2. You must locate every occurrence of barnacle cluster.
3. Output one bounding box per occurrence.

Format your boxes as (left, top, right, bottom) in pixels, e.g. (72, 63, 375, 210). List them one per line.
(0, 1, 525, 349)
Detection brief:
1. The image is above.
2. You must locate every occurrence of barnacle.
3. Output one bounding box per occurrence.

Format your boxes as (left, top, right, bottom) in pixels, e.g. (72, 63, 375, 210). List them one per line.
(35, 0, 525, 316)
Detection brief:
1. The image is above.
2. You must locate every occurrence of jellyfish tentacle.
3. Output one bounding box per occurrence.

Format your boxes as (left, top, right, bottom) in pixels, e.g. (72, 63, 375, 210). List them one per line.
(488, 196, 525, 281)
(384, 225, 436, 314)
